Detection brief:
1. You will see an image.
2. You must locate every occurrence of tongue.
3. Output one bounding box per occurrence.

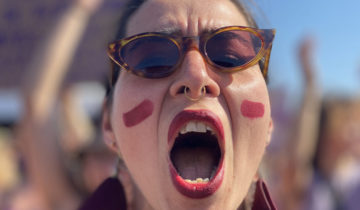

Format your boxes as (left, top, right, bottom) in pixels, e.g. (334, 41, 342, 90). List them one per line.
(172, 147, 217, 180)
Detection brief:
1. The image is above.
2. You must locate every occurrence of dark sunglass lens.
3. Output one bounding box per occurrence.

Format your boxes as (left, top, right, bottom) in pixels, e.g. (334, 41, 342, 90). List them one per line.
(121, 36, 180, 78)
(206, 30, 262, 68)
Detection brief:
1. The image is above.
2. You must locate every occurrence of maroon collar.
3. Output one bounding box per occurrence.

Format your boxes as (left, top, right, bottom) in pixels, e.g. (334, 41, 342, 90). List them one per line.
(252, 179, 277, 210)
(79, 177, 276, 210)
(79, 177, 127, 210)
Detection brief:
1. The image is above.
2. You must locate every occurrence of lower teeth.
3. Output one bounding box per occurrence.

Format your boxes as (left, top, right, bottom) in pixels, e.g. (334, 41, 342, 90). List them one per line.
(181, 166, 218, 184)
(184, 177, 210, 183)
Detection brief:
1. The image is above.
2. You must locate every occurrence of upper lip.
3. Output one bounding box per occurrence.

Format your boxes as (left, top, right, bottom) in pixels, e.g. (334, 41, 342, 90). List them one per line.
(168, 109, 225, 153)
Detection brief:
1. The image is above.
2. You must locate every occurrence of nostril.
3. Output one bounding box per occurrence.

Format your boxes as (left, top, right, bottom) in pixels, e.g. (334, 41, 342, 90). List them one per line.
(177, 86, 186, 94)
(177, 86, 211, 96)
(204, 86, 210, 94)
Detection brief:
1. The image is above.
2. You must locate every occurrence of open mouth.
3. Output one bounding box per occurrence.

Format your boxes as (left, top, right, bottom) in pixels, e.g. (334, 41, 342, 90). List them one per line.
(171, 122, 221, 182)
(168, 110, 225, 199)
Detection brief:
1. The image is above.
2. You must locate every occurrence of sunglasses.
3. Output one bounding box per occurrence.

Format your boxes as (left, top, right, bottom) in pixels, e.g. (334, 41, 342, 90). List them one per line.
(107, 26, 275, 84)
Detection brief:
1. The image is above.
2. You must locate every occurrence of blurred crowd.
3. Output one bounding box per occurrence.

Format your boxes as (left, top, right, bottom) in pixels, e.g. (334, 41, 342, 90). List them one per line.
(264, 37, 360, 210)
(0, 0, 359, 209)
(0, 0, 118, 209)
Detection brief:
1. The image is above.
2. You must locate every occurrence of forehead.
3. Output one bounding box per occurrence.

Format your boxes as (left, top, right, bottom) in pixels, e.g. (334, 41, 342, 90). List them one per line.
(126, 0, 249, 36)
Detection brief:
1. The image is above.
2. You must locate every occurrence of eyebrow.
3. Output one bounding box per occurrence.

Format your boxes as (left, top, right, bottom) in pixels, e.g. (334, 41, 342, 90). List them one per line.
(201, 27, 219, 34)
(154, 26, 182, 36)
(154, 25, 222, 37)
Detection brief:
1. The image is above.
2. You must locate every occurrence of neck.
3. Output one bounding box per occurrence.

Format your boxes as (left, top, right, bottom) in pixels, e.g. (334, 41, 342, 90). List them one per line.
(130, 186, 154, 210)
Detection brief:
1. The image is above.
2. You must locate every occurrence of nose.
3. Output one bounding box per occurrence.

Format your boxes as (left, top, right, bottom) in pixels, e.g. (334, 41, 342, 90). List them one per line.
(169, 48, 220, 100)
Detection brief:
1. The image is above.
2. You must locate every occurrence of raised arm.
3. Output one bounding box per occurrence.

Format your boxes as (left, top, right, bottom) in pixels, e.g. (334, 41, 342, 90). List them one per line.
(22, 0, 102, 122)
(15, 0, 102, 209)
(293, 37, 322, 169)
(287, 37, 323, 209)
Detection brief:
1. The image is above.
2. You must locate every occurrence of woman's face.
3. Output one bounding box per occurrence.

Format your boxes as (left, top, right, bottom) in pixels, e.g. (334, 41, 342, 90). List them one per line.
(104, 0, 273, 209)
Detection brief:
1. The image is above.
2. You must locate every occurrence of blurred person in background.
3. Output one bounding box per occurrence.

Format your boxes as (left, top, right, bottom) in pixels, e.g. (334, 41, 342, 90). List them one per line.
(273, 37, 360, 210)
(1, 0, 118, 209)
(305, 98, 360, 210)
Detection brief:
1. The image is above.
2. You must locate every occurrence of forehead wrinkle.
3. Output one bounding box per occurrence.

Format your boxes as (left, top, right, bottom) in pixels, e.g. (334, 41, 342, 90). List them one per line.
(128, 0, 249, 36)
(152, 16, 184, 34)
(184, 1, 248, 36)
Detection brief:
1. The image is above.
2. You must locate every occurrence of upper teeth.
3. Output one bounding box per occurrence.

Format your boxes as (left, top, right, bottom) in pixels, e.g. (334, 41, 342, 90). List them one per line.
(179, 121, 214, 134)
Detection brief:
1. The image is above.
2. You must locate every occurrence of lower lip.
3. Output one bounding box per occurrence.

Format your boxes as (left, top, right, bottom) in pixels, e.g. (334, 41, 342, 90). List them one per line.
(169, 157, 224, 199)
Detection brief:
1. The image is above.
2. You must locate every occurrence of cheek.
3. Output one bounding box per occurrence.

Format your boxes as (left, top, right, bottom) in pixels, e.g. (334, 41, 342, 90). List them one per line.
(240, 100, 265, 119)
(123, 99, 154, 127)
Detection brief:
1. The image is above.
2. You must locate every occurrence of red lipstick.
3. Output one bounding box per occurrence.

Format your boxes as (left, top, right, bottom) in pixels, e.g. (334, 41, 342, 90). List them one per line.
(168, 110, 225, 199)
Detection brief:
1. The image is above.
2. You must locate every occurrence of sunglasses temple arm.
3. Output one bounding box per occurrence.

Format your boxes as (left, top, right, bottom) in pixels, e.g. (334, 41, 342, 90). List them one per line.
(259, 29, 275, 81)
(262, 45, 273, 81)
(109, 60, 118, 87)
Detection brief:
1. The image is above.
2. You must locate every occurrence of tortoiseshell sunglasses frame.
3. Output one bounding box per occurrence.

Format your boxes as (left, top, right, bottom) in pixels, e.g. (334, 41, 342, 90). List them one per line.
(107, 26, 275, 86)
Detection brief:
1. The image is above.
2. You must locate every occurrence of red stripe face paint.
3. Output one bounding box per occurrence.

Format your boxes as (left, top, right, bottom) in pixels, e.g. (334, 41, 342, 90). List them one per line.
(123, 99, 154, 127)
(241, 100, 265, 119)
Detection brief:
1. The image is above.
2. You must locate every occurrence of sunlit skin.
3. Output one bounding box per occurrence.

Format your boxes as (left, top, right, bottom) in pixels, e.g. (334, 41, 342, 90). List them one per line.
(103, 0, 273, 209)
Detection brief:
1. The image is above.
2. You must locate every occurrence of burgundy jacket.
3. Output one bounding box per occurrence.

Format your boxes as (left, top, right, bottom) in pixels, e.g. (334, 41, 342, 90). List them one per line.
(79, 177, 276, 210)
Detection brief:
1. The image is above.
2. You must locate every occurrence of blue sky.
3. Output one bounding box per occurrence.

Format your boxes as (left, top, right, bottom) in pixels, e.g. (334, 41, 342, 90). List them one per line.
(257, 0, 360, 100)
